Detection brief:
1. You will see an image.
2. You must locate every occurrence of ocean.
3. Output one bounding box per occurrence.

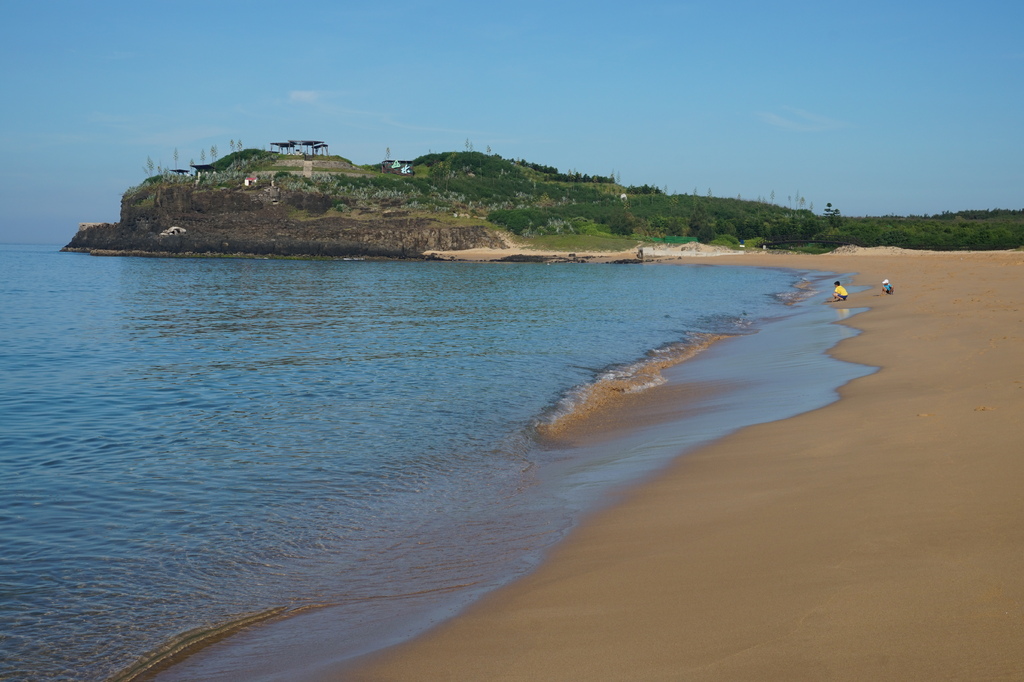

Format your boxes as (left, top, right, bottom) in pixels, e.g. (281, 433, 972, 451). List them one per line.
(0, 245, 871, 681)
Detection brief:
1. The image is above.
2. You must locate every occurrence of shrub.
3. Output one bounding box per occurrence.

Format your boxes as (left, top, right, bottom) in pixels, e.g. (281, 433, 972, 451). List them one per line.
(487, 208, 550, 234)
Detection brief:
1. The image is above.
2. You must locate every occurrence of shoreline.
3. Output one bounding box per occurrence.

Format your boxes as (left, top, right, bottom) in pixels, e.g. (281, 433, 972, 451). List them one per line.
(130, 331, 764, 682)
(144, 260, 849, 682)
(339, 247, 1024, 680)
(535, 332, 732, 446)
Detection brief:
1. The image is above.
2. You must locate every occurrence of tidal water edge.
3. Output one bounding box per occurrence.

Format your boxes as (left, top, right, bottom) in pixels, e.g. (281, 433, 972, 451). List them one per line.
(0, 245, 870, 681)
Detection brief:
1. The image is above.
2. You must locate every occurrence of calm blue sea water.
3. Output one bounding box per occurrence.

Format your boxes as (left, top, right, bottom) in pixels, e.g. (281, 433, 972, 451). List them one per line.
(0, 245, 867, 681)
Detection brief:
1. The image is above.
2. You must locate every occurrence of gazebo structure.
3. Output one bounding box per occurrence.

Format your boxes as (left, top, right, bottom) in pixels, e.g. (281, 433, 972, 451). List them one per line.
(190, 163, 215, 175)
(270, 140, 329, 157)
(306, 141, 329, 156)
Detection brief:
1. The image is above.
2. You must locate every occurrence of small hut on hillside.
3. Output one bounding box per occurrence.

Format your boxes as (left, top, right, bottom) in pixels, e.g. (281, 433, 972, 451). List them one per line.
(381, 160, 414, 175)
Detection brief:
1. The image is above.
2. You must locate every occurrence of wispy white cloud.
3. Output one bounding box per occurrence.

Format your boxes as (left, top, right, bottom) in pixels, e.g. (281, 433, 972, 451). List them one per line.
(84, 112, 232, 149)
(102, 51, 135, 61)
(757, 107, 850, 132)
(377, 115, 488, 136)
(276, 91, 486, 137)
(130, 127, 234, 148)
(87, 111, 134, 126)
(288, 90, 323, 104)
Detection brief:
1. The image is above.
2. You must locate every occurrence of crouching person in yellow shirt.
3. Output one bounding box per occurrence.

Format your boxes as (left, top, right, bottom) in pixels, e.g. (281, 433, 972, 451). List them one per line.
(829, 281, 848, 302)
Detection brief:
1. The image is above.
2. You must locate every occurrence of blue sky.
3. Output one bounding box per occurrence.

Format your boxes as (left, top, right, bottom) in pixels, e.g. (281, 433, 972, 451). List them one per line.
(2, 0, 1021, 244)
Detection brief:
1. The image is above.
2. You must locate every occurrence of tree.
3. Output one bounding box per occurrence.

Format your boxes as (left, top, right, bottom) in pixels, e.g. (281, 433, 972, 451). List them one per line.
(210, 145, 218, 161)
(430, 153, 457, 190)
(229, 139, 235, 153)
(146, 156, 155, 176)
(607, 208, 641, 235)
(200, 149, 206, 163)
(173, 148, 179, 169)
(386, 146, 391, 160)
(690, 200, 713, 241)
(823, 202, 843, 229)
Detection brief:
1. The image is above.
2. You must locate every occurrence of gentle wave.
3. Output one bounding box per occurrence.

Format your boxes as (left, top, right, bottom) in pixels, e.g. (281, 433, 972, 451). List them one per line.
(110, 608, 289, 682)
(536, 333, 729, 441)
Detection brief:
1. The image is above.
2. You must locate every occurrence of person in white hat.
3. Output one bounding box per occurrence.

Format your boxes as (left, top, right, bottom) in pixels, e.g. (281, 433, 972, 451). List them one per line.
(882, 279, 894, 295)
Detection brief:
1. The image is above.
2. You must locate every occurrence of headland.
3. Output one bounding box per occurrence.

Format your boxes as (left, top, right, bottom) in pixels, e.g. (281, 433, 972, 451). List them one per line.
(62, 148, 1024, 260)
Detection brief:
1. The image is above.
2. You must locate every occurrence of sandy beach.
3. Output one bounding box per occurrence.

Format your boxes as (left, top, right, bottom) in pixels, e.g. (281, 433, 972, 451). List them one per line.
(337, 246, 1024, 681)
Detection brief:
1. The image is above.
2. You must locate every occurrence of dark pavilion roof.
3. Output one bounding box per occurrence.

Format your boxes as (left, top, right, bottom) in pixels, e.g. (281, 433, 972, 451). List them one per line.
(270, 140, 329, 154)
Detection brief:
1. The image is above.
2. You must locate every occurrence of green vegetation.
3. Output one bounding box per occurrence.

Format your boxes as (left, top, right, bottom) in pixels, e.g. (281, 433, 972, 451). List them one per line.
(127, 148, 1024, 251)
(820, 211, 1024, 250)
(210, 148, 277, 172)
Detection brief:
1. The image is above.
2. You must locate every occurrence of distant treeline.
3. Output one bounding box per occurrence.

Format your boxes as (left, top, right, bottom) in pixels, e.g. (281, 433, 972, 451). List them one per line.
(511, 159, 615, 184)
(817, 214, 1024, 250)
(411, 153, 1023, 249)
(928, 208, 1024, 221)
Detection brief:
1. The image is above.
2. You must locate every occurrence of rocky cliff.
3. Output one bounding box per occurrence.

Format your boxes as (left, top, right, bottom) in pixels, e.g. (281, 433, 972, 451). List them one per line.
(64, 184, 505, 258)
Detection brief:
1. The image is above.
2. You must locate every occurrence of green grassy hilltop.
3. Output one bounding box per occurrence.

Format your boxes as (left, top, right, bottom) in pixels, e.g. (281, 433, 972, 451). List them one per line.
(129, 149, 1024, 251)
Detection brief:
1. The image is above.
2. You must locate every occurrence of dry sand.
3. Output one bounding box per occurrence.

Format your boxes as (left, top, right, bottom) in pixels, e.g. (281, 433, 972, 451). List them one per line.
(339, 247, 1024, 681)
(424, 239, 736, 262)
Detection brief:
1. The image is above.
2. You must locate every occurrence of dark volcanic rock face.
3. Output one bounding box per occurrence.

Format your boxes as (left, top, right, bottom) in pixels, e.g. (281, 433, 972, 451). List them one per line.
(65, 185, 504, 258)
